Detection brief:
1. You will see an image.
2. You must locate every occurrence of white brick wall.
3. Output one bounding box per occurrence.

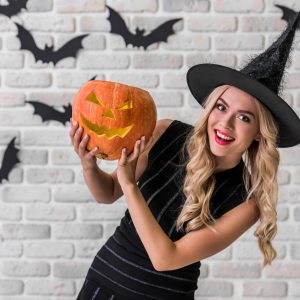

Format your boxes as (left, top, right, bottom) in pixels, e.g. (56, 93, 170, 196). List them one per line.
(0, 0, 299, 299)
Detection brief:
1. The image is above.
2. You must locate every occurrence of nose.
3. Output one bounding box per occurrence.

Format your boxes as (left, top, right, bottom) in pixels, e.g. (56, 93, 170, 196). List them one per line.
(219, 113, 235, 131)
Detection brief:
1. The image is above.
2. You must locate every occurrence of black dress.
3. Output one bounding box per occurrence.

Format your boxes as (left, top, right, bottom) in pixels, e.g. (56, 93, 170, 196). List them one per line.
(76, 120, 248, 300)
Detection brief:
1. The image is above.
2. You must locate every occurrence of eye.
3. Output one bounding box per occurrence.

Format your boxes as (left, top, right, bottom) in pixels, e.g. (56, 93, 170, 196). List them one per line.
(215, 103, 251, 123)
(215, 103, 226, 111)
(238, 115, 250, 123)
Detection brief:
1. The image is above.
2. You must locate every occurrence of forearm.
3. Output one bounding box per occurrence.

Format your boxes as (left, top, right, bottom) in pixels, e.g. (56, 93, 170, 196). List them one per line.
(83, 166, 114, 204)
(123, 183, 175, 271)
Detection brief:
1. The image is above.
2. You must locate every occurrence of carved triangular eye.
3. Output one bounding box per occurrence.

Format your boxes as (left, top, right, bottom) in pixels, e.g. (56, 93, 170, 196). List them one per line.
(86, 92, 104, 106)
(116, 100, 133, 110)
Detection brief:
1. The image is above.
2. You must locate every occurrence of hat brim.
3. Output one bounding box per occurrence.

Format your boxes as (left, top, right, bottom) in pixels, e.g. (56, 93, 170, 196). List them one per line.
(187, 63, 300, 148)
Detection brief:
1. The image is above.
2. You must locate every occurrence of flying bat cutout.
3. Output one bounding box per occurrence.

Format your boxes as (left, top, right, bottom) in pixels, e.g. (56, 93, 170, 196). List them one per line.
(106, 5, 182, 49)
(275, 4, 300, 28)
(0, 0, 28, 18)
(14, 22, 89, 65)
(26, 100, 71, 125)
(0, 137, 20, 184)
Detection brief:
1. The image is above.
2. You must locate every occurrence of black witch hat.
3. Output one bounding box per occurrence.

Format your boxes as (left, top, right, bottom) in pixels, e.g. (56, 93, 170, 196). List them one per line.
(187, 10, 300, 148)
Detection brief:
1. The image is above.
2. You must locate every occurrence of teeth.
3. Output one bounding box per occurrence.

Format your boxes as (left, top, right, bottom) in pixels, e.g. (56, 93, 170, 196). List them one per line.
(216, 130, 234, 141)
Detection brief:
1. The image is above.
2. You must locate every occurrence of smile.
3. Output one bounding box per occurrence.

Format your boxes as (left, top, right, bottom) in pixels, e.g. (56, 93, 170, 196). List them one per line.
(214, 130, 235, 145)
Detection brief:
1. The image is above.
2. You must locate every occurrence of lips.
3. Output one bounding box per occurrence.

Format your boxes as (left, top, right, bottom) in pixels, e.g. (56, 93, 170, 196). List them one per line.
(215, 129, 235, 140)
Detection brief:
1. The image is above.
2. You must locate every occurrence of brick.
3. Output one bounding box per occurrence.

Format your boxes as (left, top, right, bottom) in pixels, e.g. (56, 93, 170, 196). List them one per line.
(2, 261, 50, 277)
(56, 72, 103, 88)
(5, 72, 52, 88)
(163, 34, 210, 51)
(291, 244, 300, 259)
(56, 0, 105, 13)
(0, 280, 23, 295)
(23, 129, 70, 146)
(79, 53, 130, 69)
(0, 242, 22, 258)
(106, 0, 158, 12)
(25, 241, 74, 259)
(241, 16, 286, 32)
(18, 149, 48, 165)
(0, 204, 22, 221)
(162, 0, 210, 12)
(109, 73, 159, 88)
(279, 147, 300, 165)
(215, 34, 264, 50)
(29, 91, 75, 105)
(0, 16, 15, 31)
(76, 240, 106, 258)
(2, 224, 50, 239)
(195, 281, 233, 297)
(81, 34, 106, 50)
(0, 93, 26, 106)
(149, 91, 183, 107)
(276, 224, 300, 240)
(186, 53, 237, 68)
(243, 281, 287, 297)
(266, 0, 300, 12)
(26, 279, 74, 296)
(278, 168, 291, 185)
(27, 0, 53, 11)
(213, 0, 264, 13)
(212, 262, 261, 278)
(51, 148, 80, 165)
(132, 53, 183, 69)
(25, 204, 76, 221)
(2, 187, 51, 203)
(81, 202, 127, 220)
(27, 168, 74, 184)
(235, 241, 287, 260)
(163, 72, 187, 89)
(22, 15, 75, 32)
(264, 262, 300, 278)
(294, 206, 300, 222)
(79, 15, 110, 32)
(0, 53, 24, 69)
(291, 280, 300, 297)
(188, 16, 237, 32)
(292, 168, 300, 184)
(52, 223, 102, 239)
(279, 186, 300, 203)
(53, 261, 91, 278)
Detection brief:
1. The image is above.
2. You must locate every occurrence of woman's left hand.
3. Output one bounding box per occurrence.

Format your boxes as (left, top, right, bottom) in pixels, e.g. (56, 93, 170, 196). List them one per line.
(117, 136, 149, 188)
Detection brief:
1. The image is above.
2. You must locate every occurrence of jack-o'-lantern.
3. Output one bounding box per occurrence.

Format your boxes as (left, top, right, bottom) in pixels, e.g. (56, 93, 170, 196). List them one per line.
(72, 80, 157, 160)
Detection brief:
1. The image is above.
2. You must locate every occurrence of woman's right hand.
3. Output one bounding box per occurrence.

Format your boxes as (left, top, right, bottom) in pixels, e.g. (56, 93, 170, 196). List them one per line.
(69, 118, 99, 171)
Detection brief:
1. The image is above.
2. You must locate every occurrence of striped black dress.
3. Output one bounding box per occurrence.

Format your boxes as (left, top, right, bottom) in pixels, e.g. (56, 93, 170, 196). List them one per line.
(76, 119, 248, 300)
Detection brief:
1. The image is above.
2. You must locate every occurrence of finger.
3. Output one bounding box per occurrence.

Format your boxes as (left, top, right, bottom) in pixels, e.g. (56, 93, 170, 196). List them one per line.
(119, 148, 127, 165)
(69, 120, 78, 139)
(74, 126, 83, 149)
(78, 133, 89, 156)
(87, 146, 99, 158)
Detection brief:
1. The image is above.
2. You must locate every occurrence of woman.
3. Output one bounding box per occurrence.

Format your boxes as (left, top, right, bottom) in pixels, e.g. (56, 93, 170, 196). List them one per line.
(71, 11, 300, 300)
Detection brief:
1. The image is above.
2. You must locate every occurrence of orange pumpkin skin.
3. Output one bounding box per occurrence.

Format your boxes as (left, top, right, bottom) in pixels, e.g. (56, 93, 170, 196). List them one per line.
(72, 80, 157, 160)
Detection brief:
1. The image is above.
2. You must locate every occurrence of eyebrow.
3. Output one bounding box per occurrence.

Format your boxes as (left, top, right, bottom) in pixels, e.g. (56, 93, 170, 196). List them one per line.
(218, 97, 256, 120)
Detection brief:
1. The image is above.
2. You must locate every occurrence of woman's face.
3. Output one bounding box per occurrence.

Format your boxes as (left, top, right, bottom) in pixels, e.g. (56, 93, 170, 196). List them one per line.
(207, 86, 260, 161)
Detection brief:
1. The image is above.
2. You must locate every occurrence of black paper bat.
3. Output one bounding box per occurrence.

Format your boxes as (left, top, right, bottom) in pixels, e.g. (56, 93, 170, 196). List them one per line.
(106, 4, 182, 49)
(0, 137, 20, 184)
(276, 4, 300, 28)
(0, 0, 28, 18)
(15, 22, 89, 65)
(26, 100, 72, 125)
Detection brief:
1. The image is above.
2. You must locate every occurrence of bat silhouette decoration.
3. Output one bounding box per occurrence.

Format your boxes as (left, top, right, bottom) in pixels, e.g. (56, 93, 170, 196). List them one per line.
(26, 100, 72, 125)
(0, 0, 28, 18)
(14, 22, 89, 65)
(0, 137, 20, 184)
(275, 4, 300, 28)
(106, 5, 182, 49)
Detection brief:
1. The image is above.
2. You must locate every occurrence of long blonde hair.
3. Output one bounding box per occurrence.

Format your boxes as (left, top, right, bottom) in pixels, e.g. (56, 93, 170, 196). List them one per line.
(175, 84, 280, 268)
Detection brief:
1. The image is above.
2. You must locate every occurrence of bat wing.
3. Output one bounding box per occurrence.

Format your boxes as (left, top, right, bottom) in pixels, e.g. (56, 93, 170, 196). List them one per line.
(26, 100, 70, 124)
(0, 137, 20, 183)
(106, 4, 136, 46)
(275, 4, 298, 27)
(0, 0, 28, 18)
(15, 22, 46, 62)
(52, 34, 88, 65)
(141, 18, 182, 49)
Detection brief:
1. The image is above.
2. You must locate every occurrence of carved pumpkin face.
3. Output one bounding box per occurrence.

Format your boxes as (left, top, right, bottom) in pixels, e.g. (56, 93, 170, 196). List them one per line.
(72, 80, 157, 160)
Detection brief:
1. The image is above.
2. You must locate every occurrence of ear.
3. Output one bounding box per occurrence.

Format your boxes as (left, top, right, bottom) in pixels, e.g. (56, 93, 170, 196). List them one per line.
(254, 133, 261, 142)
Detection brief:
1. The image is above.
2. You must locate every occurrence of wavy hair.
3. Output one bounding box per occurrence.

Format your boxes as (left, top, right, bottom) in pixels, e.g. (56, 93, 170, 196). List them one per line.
(175, 84, 280, 268)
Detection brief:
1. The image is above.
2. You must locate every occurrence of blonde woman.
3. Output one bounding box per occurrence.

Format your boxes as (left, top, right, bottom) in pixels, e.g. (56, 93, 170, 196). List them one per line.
(72, 12, 300, 300)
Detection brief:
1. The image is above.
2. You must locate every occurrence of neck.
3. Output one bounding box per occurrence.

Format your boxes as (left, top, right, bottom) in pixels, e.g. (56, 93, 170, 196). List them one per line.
(214, 156, 242, 174)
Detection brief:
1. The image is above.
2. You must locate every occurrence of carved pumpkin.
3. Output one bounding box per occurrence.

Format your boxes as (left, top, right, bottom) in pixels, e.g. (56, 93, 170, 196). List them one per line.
(72, 80, 157, 160)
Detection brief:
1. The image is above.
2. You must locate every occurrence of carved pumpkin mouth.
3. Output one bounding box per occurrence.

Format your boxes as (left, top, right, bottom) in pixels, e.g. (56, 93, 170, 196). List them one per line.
(80, 114, 134, 140)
